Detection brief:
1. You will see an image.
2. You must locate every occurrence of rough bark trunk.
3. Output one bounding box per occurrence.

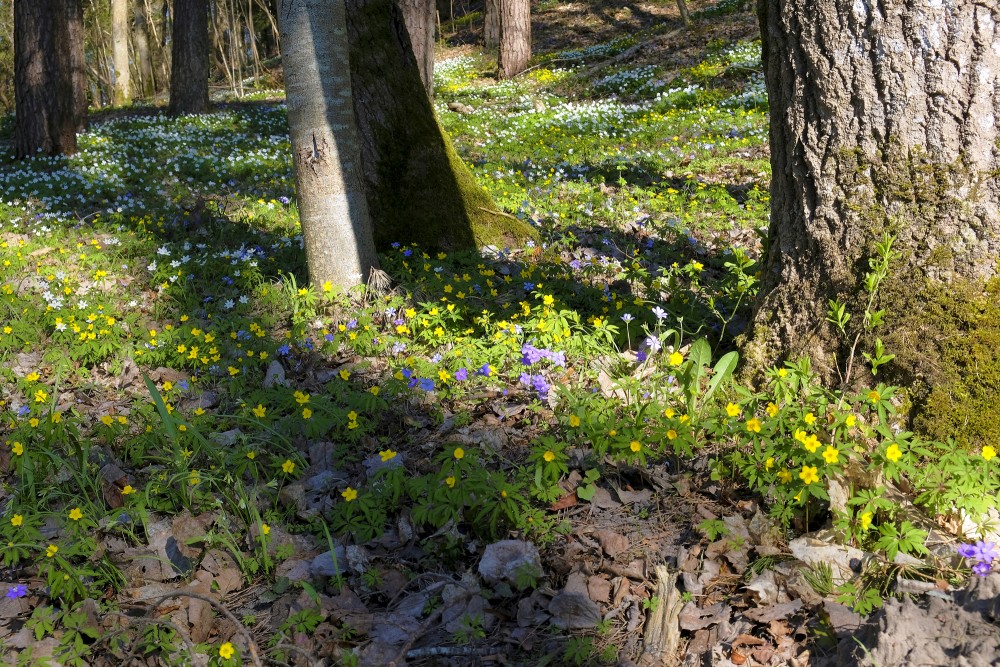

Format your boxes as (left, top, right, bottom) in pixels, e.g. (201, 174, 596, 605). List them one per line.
(278, 0, 379, 289)
(483, 0, 499, 49)
(112, 0, 131, 105)
(748, 0, 1000, 439)
(13, 0, 85, 157)
(169, 0, 210, 114)
(345, 0, 537, 250)
(497, 0, 529, 79)
(399, 0, 435, 95)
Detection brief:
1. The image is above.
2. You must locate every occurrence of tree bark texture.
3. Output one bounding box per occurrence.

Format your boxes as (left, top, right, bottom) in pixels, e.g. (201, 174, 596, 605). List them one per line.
(399, 0, 435, 95)
(133, 2, 156, 98)
(345, 0, 536, 250)
(112, 0, 131, 104)
(169, 0, 210, 114)
(748, 0, 1000, 382)
(498, 0, 529, 78)
(13, 0, 85, 157)
(483, 0, 499, 49)
(278, 0, 379, 288)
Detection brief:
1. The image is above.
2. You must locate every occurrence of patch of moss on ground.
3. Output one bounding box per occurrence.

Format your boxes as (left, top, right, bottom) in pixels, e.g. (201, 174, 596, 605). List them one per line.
(883, 276, 1000, 449)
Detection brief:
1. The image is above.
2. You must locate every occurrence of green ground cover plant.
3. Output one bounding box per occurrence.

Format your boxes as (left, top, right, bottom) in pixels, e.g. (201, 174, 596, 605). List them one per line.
(0, 6, 995, 664)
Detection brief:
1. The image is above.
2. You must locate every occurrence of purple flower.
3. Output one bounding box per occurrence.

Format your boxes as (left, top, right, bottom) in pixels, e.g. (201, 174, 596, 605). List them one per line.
(403, 249, 413, 257)
(478, 364, 492, 377)
(346, 319, 358, 330)
(455, 368, 468, 381)
(524, 282, 535, 291)
(621, 313, 634, 323)
(958, 543, 978, 559)
(570, 260, 582, 270)
(325, 333, 335, 342)
(17, 406, 30, 417)
(6, 584, 27, 599)
(521, 344, 544, 366)
(636, 350, 647, 362)
(400, 369, 413, 380)
(278, 196, 291, 205)
(973, 561, 993, 577)
(549, 351, 566, 368)
(391, 342, 407, 355)
(651, 306, 668, 321)
(418, 378, 435, 392)
(518, 372, 532, 386)
(973, 541, 1000, 563)
(532, 375, 550, 397)
(644, 334, 662, 353)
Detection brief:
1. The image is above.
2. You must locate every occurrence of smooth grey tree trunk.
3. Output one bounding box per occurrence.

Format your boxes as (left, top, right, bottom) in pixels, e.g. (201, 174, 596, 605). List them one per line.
(748, 0, 1000, 429)
(498, 0, 529, 79)
(112, 0, 130, 105)
(400, 0, 434, 95)
(278, 0, 379, 289)
(133, 3, 156, 98)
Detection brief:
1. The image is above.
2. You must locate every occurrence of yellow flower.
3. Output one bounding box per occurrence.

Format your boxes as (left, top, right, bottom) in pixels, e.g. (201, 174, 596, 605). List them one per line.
(725, 403, 740, 418)
(860, 511, 873, 531)
(666, 429, 677, 440)
(322, 281, 333, 293)
(794, 429, 807, 443)
(302, 407, 313, 419)
(45, 544, 58, 558)
(379, 449, 397, 462)
(746, 418, 762, 434)
(293, 390, 310, 404)
(765, 457, 774, 470)
(803, 412, 816, 426)
(34, 389, 47, 403)
(252, 404, 266, 418)
(247, 451, 256, 460)
(281, 459, 295, 474)
(227, 366, 239, 376)
(845, 414, 857, 427)
(11, 514, 23, 527)
(261, 523, 271, 536)
(983, 446, 997, 461)
(629, 440, 642, 453)
(339, 369, 351, 381)
(453, 447, 465, 460)
(868, 390, 881, 403)
(664, 408, 675, 419)
(569, 414, 581, 428)
(802, 434, 820, 453)
(121, 485, 135, 495)
(51, 412, 62, 424)
(11, 441, 23, 456)
(543, 450, 556, 462)
(885, 443, 902, 463)
(766, 402, 778, 417)
(668, 351, 684, 366)
(341, 487, 357, 501)
(822, 446, 839, 464)
(445, 476, 456, 488)
(799, 465, 819, 485)
(68, 508, 83, 521)
(369, 386, 380, 396)
(777, 368, 788, 377)
(25, 372, 39, 382)
(219, 642, 235, 660)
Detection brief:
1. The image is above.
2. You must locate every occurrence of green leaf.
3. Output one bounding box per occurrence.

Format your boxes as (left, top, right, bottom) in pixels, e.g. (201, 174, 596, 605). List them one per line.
(704, 350, 738, 405)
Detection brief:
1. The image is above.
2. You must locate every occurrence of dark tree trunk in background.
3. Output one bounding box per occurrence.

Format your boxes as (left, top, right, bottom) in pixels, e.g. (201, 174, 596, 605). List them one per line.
(133, 3, 156, 98)
(169, 0, 210, 114)
(345, 0, 537, 249)
(676, 0, 690, 25)
(498, 0, 529, 79)
(14, 0, 85, 157)
(748, 0, 1000, 441)
(400, 0, 435, 95)
(483, 0, 499, 49)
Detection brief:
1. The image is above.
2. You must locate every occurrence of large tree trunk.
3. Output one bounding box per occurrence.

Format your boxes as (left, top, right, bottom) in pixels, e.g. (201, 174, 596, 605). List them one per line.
(749, 0, 1000, 441)
(112, 0, 131, 105)
(483, 0, 499, 49)
(345, 0, 537, 250)
(497, 0, 529, 79)
(399, 0, 435, 95)
(169, 0, 209, 114)
(278, 0, 379, 289)
(13, 0, 85, 157)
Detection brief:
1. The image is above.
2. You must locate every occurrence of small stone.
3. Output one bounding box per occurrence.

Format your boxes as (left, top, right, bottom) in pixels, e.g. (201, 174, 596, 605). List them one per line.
(478, 540, 541, 585)
(263, 361, 287, 389)
(310, 547, 347, 578)
(549, 591, 602, 629)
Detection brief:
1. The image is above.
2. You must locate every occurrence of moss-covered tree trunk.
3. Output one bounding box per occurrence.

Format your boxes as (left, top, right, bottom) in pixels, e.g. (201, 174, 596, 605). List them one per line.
(346, 0, 536, 249)
(749, 0, 1000, 442)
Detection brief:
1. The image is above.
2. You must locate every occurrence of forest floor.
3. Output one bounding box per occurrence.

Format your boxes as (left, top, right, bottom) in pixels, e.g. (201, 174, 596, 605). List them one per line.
(0, 0, 995, 666)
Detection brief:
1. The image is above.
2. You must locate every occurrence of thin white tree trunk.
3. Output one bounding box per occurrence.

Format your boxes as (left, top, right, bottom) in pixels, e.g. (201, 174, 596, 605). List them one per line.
(278, 0, 379, 289)
(112, 0, 131, 104)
